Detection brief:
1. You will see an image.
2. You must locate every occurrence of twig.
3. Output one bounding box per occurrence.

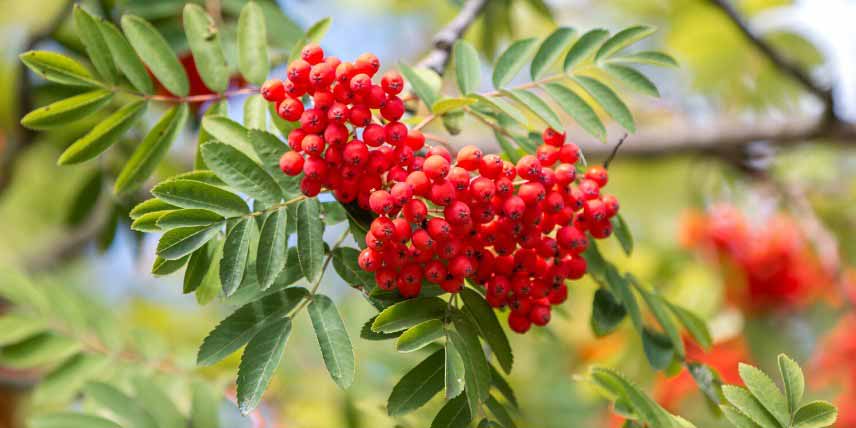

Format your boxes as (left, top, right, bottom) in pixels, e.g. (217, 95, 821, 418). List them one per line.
(415, 0, 489, 74)
(602, 133, 629, 169)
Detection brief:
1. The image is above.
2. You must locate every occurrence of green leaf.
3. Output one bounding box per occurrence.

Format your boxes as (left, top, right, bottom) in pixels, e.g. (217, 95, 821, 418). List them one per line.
(641, 328, 674, 370)
(74, 6, 118, 83)
(66, 170, 103, 226)
(609, 51, 678, 68)
(221, 218, 254, 296)
(493, 37, 538, 88)
(157, 209, 224, 229)
(490, 364, 518, 408)
(131, 198, 177, 219)
(308, 294, 355, 389)
(0, 315, 44, 346)
(589, 367, 672, 427)
(493, 131, 524, 163)
(114, 103, 189, 195)
(591, 287, 627, 336)
(190, 380, 221, 428)
(445, 334, 466, 399)
(432, 97, 477, 115)
(297, 198, 325, 282)
(133, 377, 184, 428)
(610, 269, 642, 330)
(157, 223, 222, 260)
(739, 363, 790, 427)
(85, 382, 158, 428)
(792, 401, 838, 428)
(666, 302, 712, 350)
(0, 333, 80, 369)
(183, 4, 228, 93)
(454, 40, 481, 94)
(596, 26, 656, 61)
(248, 129, 300, 197)
(778, 354, 805, 415)
(30, 413, 121, 428)
(151, 255, 189, 276)
(371, 297, 446, 333)
(184, 241, 217, 293)
(430, 394, 471, 428)
(99, 20, 154, 94)
(396, 319, 444, 353)
(564, 28, 609, 71)
(637, 288, 684, 357)
(501, 88, 562, 130)
(19, 51, 98, 87)
(22, 89, 112, 130)
(722, 405, 762, 428)
(469, 93, 528, 126)
(244, 94, 267, 130)
(399, 62, 439, 111)
(197, 288, 307, 365)
(605, 64, 659, 97)
(688, 363, 722, 405)
(574, 75, 635, 132)
(460, 288, 513, 374)
(387, 349, 445, 416)
(256, 209, 288, 290)
(202, 115, 258, 161)
(305, 17, 332, 43)
(331, 247, 374, 287)
(237, 317, 292, 415)
(611, 213, 634, 256)
(486, 395, 516, 428)
(57, 100, 147, 165)
(360, 315, 402, 341)
(121, 14, 189, 96)
(196, 101, 228, 168)
(195, 237, 224, 304)
(531, 27, 576, 80)
(32, 353, 108, 405)
(202, 142, 282, 203)
(722, 385, 781, 428)
(541, 82, 606, 140)
(152, 179, 248, 217)
(450, 312, 491, 416)
(237, 2, 269, 85)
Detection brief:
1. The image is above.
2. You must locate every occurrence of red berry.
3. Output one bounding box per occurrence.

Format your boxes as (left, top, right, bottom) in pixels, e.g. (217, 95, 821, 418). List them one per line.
(261, 79, 286, 102)
(363, 124, 386, 147)
(375, 269, 396, 290)
(469, 177, 495, 202)
(585, 166, 609, 187)
(508, 312, 531, 333)
(301, 134, 324, 156)
(427, 218, 452, 240)
(381, 96, 405, 121)
(355, 52, 380, 75)
(404, 130, 426, 151)
(300, 177, 322, 196)
(430, 180, 456, 206)
(300, 43, 324, 64)
(559, 143, 580, 164)
(302, 156, 326, 180)
(323, 123, 349, 146)
(287, 129, 306, 151)
(365, 85, 387, 109)
(448, 255, 474, 278)
(425, 260, 447, 283)
(440, 277, 463, 293)
(518, 181, 546, 206)
(392, 218, 412, 243)
(279, 151, 304, 176)
(350, 73, 372, 94)
(335, 62, 355, 83)
(342, 140, 369, 166)
(381, 70, 404, 94)
(277, 98, 304, 121)
(287, 59, 311, 83)
(541, 127, 566, 147)
(370, 217, 395, 241)
(444, 201, 472, 226)
(358, 248, 381, 272)
(369, 190, 395, 214)
(313, 91, 335, 111)
(299, 109, 327, 133)
(412, 229, 435, 250)
(456, 145, 483, 171)
(423, 155, 451, 180)
(479, 154, 503, 179)
(390, 182, 413, 206)
(529, 305, 551, 326)
(406, 171, 431, 196)
(556, 226, 588, 253)
(579, 179, 601, 200)
(502, 195, 526, 220)
(403, 199, 428, 224)
(548, 284, 568, 304)
(536, 144, 559, 166)
(385, 122, 408, 145)
(516, 155, 542, 180)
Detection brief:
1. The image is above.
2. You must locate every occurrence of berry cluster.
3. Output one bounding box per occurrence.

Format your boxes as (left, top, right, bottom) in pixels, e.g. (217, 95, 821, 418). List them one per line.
(265, 45, 622, 333)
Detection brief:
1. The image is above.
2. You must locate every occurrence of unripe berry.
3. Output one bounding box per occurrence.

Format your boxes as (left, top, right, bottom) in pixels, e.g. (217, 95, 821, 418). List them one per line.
(279, 151, 304, 176)
(541, 127, 566, 147)
(423, 155, 451, 180)
(456, 145, 483, 171)
(403, 199, 428, 224)
(261, 79, 286, 102)
(277, 97, 304, 121)
(381, 70, 404, 94)
(369, 190, 394, 214)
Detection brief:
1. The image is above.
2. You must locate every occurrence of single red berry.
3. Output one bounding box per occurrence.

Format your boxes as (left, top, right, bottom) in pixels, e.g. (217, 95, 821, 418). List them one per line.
(348, 104, 371, 127)
(369, 190, 394, 214)
(381, 70, 404, 94)
(440, 277, 463, 293)
(365, 85, 387, 109)
(287, 129, 306, 151)
(548, 284, 568, 304)
(283, 79, 307, 98)
(279, 151, 304, 176)
(397, 278, 422, 298)
(479, 154, 503, 179)
(299, 109, 327, 133)
(287, 59, 311, 83)
(427, 218, 452, 240)
(518, 181, 546, 206)
(508, 312, 532, 333)
(456, 145, 484, 171)
(335, 62, 355, 83)
(536, 144, 559, 166)
(556, 226, 588, 253)
(589, 219, 613, 239)
(302, 156, 326, 180)
(277, 97, 304, 121)
(541, 127, 566, 147)
(554, 163, 576, 186)
(380, 95, 405, 121)
(585, 165, 609, 187)
(358, 248, 381, 272)
(300, 43, 324, 64)
(309, 62, 335, 88)
(324, 56, 341, 70)
(261, 79, 286, 102)
(301, 134, 325, 156)
(370, 217, 395, 241)
(529, 305, 551, 326)
(561, 255, 587, 279)
(406, 171, 431, 196)
(559, 143, 580, 164)
(423, 155, 451, 180)
(385, 121, 408, 145)
(323, 123, 349, 146)
(469, 177, 496, 202)
(444, 201, 472, 226)
(579, 179, 601, 200)
(602, 194, 620, 217)
(390, 182, 413, 206)
(448, 255, 475, 278)
(403, 199, 428, 224)
(404, 130, 426, 151)
(363, 124, 386, 147)
(350, 73, 372, 94)
(392, 218, 412, 243)
(355, 52, 380, 75)
(425, 260, 447, 283)
(342, 140, 369, 166)
(516, 155, 542, 180)
(412, 229, 436, 250)
(312, 91, 335, 111)
(502, 195, 526, 220)
(300, 177, 322, 196)
(375, 269, 396, 290)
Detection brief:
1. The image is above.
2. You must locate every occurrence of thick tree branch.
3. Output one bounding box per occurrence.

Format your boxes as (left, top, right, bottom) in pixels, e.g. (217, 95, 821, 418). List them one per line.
(416, 0, 489, 74)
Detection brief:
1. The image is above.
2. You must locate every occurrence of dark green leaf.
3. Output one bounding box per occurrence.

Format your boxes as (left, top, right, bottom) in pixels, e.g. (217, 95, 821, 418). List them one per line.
(256, 208, 288, 290)
(237, 317, 292, 414)
(575, 75, 635, 132)
(564, 28, 609, 71)
(0, 333, 79, 369)
(595, 26, 656, 61)
(666, 302, 712, 350)
(430, 394, 471, 428)
(237, 2, 269, 84)
(641, 328, 674, 370)
(157, 223, 222, 260)
(65, 169, 103, 226)
(460, 288, 513, 374)
(396, 319, 444, 353)
(57, 100, 147, 165)
(202, 141, 283, 203)
(636, 287, 684, 357)
(22, 89, 112, 130)
(531, 27, 575, 79)
(157, 209, 224, 229)
(360, 315, 402, 341)
(221, 218, 254, 296)
(493, 37, 538, 88)
(184, 241, 217, 293)
(371, 297, 446, 333)
(202, 115, 258, 161)
(445, 333, 465, 399)
(248, 129, 300, 197)
(387, 349, 445, 416)
(297, 198, 324, 282)
(332, 247, 374, 287)
(611, 213, 634, 256)
(308, 294, 355, 389)
(591, 287, 627, 336)
(152, 179, 248, 217)
(74, 6, 118, 83)
(541, 82, 605, 141)
(183, 4, 228, 93)
(151, 255, 188, 276)
(121, 14, 189, 96)
(114, 103, 189, 195)
(450, 312, 491, 416)
(486, 395, 516, 428)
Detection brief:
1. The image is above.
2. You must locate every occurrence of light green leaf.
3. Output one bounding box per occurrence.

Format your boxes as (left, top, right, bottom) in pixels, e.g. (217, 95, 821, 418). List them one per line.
(297, 198, 324, 282)
(574, 75, 635, 132)
(722, 385, 781, 428)
(248, 129, 300, 197)
(793, 401, 838, 428)
(589, 367, 672, 427)
(387, 349, 445, 416)
(501, 88, 562, 130)
(152, 179, 248, 217)
(151, 255, 189, 276)
(131, 198, 177, 219)
(74, 6, 118, 83)
(542, 82, 605, 140)
(85, 382, 158, 428)
(492, 37, 538, 88)
(609, 51, 678, 68)
(308, 294, 355, 389)
(197, 288, 307, 365)
(220, 218, 254, 296)
(0, 315, 44, 346)
(306, 17, 332, 43)
(605, 64, 659, 97)
(237, 317, 292, 414)
(244, 94, 267, 130)
(666, 302, 712, 350)
(130, 210, 168, 232)
(722, 405, 762, 428)
(432, 97, 477, 115)
(530, 27, 576, 80)
(257, 208, 288, 290)
(114, 103, 189, 195)
(30, 413, 121, 428)
(196, 100, 228, 169)
(57, 100, 147, 165)
(157, 223, 223, 260)
(19, 50, 98, 87)
(460, 288, 513, 374)
(22, 89, 113, 130)
(202, 115, 258, 161)
(202, 142, 282, 203)
(445, 334, 465, 399)
(183, 4, 228, 93)
(778, 354, 805, 415)
(611, 213, 634, 255)
(469, 93, 527, 126)
(564, 28, 609, 71)
(237, 2, 269, 85)
(739, 363, 790, 427)
(596, 25, 657, 61)
(454, 40, 480, 94)
(371, 297, 446, 333)
(430, 392, 471, 428)
(121, 14, 189, 96)
(399, 62, 439, 111)
(99, 20, 153, 94)
(190, 379, 221, 428)
(157, 209, 224, 229)
(0, 333, 80, 369)
(133, 377, 184, 428)
(32, 353, 108, 404)
(396, 319, 444, 353)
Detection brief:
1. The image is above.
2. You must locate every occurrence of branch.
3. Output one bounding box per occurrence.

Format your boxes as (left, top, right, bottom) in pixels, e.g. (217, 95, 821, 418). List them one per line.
(416, 0, 489, 74)
(708, 0, 835, 117)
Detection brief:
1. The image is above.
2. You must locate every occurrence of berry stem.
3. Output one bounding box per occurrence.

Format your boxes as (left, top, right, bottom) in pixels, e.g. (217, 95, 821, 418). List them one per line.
(603, 133, 629, 170)
(244, 195, 309, 219)
(465, 106, 519, 143)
